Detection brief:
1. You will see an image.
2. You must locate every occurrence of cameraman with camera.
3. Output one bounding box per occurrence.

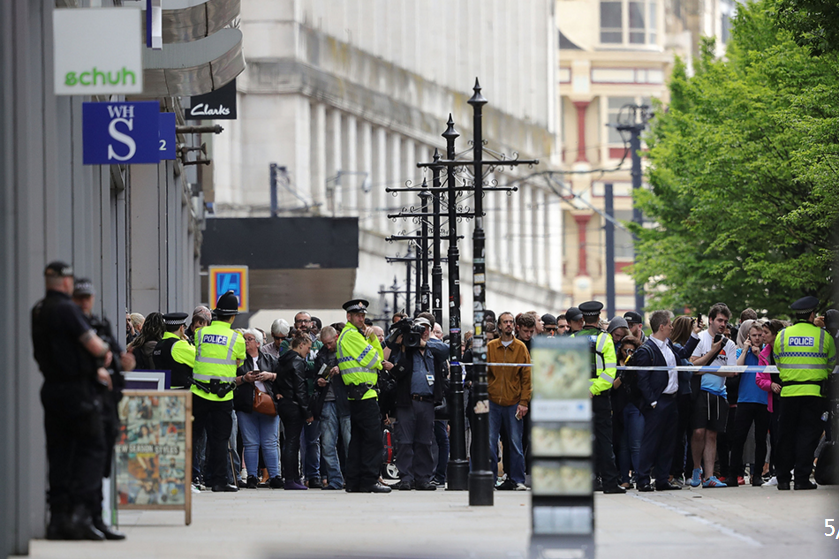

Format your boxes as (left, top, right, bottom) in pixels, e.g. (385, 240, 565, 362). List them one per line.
(387, 316, 448, 490)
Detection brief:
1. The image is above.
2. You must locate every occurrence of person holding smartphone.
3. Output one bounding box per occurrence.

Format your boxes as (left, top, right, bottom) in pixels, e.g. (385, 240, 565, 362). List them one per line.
(689, 303, 739, 487)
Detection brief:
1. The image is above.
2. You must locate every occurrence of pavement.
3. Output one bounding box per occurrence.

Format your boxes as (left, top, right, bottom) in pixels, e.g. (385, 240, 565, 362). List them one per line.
(19, 484, 839, 559)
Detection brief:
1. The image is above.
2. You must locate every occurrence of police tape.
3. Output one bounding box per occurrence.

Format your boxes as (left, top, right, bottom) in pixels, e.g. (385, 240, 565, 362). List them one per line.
(457, 362, 839, 374)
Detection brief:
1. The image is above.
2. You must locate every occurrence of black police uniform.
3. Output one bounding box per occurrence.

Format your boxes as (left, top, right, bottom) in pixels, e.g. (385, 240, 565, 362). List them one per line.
(31, 268, 106, 540)
(577, 301, 624, 493)
(153, 312, 193, 389)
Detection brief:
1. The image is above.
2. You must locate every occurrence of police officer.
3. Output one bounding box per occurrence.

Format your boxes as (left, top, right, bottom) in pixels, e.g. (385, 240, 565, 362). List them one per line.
(153, 312, 195, 389)
(72, 278, 133, 540)
(572, 301, 625, 494)
(773, 295, 836, 490)
(32, 262, 113, 540)
(191, 290, 246, 492)
(337, 299, 392, 493)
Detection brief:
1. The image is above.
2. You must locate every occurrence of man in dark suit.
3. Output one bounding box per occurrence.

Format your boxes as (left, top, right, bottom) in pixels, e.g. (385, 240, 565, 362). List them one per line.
(632, 310, 699, 491)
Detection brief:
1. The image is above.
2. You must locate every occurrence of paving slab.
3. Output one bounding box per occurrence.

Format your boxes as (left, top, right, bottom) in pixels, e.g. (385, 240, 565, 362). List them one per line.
(19, 485, 839, 559)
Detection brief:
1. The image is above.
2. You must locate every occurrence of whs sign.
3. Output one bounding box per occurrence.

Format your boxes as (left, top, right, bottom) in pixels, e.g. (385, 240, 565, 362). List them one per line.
(82, 102, 177, 165)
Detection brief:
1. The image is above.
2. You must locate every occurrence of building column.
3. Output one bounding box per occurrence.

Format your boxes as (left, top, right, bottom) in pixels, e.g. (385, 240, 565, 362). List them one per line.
(311, 102, 327, 211)
(373, 126, 387, 232)
(388, 133, 402, 236)
(535, 187, 547, 286)
(522, 184, 534, 280)
(574, 212, 592, 277)
(509, 188, 522, 277)
(358, 120, 373, 229)
(326, 109, 342, 216)
(547, 193, 563, 293)
(573, 101, 590, 163)
(342, 114, 358, 216)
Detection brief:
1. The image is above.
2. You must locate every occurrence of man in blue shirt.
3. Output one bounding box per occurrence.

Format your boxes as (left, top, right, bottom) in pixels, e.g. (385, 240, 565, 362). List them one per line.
(389, 317, 447, 490)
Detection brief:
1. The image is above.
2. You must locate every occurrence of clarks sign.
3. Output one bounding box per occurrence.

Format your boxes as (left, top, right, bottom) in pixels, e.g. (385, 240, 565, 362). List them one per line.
(187, 79, 237, 120)
(54, 8, 143, 96)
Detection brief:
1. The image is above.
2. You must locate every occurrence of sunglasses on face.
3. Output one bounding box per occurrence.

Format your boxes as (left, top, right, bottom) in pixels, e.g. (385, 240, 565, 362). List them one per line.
(273, 335, 285, 341)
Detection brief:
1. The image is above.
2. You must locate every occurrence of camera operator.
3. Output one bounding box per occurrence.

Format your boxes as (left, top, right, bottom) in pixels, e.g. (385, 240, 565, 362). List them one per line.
(388, 317, 448, 490)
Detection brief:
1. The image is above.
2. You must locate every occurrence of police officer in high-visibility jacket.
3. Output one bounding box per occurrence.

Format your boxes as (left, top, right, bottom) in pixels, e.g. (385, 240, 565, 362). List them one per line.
(571, 301, 625, 494)
(192, 290, 246, 492)
(337, 299, 392, 493)
(773, 295, 836, 490)
(153, 312, 195, 390)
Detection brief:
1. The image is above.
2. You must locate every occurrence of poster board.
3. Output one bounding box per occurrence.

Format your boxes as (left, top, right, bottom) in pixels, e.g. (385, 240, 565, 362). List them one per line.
(115, 390, 192, 525)
(529, 336, 594, 559)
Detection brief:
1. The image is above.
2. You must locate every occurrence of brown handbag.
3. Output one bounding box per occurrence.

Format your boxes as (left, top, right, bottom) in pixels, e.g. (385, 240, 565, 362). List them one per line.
(253, 384, 277, 416)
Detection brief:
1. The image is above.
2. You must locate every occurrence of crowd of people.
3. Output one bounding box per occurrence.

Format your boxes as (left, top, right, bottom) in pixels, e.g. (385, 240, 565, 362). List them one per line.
(121, 298, 836, 496)
(32, 257, 837, 540)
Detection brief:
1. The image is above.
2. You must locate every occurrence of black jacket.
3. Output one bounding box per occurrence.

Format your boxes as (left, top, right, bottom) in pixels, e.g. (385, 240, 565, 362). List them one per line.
(234, 352, 278, 413)
(273, 350, 312, 420)
(633, 335, 699, 410)
(312, 345, 349, 419)
(390, 343, 448, 409)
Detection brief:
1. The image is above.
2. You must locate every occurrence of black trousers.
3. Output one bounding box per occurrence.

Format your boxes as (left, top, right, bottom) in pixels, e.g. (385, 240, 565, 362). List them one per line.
(638, 394, 678, 487)
(192, 396, 233, 487)
(671, 394, 694, 478)
(730, 402, 770, 478)
(278, 400, 304, 481)
(93, 388, 121, 516)
(346, 398, 383, 490)
(592, 392, 620, 489)
(41, 381, 106, 514)
(396, 400, 435, 484)
(716, 405, 737, 478)
(776, 395, 825, 484)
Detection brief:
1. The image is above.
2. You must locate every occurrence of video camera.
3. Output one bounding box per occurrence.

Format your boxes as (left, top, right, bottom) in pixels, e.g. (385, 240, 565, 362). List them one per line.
(387, 317, 425, 349)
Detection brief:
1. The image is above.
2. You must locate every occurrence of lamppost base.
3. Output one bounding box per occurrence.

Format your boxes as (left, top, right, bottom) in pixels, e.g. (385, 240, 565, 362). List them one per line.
(446, 460, 469, 491)
(468, 470, 495, 506)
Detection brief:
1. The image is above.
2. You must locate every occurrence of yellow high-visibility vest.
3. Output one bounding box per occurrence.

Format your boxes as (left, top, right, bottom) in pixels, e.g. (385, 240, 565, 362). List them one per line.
(191, 320, 245, 402)
(774, 322, 835, 397)
(572, 328, 617, 396)
(337, 324, 383, 400)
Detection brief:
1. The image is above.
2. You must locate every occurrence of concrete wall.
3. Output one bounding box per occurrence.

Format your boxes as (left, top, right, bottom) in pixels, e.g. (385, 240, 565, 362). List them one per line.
(0, 1, 202, 556)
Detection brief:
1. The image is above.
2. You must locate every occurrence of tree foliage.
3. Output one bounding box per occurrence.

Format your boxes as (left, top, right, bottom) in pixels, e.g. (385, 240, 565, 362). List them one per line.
(776, 0, 839, 55)
(630, 0, 839, 317)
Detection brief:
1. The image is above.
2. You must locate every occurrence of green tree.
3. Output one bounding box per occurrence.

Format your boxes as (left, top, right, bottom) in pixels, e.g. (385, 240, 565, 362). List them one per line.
(630, 0, 839, 317)
(776, 0, 839, 56)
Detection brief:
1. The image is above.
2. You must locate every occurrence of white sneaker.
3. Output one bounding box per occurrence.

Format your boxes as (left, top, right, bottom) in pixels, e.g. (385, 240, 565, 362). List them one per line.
(765, 476, 778, 486)
(515, 483, 529, 491)
(191, 485, 202, 494)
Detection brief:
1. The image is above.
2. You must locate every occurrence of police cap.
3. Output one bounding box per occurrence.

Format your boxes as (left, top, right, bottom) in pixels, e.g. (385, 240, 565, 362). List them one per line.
(215, 290, 240, 316)
(566, 307, 583, 322)
(73, 277, 95, 297)
(790, 295, 819, 315)
(624, 311, 643, 325)
(163, 312, 189, 326)
(579, 301, 604, 317)
(541, 313, 557, 326)
(343, 299, 369, 314)
(44, 261, 73, 277)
